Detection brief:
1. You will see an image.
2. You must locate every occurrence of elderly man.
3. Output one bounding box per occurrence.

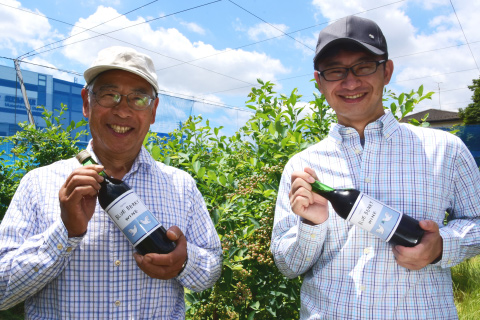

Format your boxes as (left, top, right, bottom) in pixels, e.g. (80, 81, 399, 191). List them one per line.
(271, 16, 480, 319)
(0, 46, 222, 319)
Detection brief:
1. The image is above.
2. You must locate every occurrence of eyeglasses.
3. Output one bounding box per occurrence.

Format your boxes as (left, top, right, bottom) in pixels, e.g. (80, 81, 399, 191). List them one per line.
(88, 89, 156, 110)
(316, 60, 386, 81)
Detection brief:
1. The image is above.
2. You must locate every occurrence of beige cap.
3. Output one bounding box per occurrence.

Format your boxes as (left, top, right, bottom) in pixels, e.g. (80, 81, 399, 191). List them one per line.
(84, 46, 159, 93)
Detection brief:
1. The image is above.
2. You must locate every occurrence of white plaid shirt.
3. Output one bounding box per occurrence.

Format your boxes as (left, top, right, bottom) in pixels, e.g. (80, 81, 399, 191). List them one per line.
(0, 143, 222, 319)
(271, 111, 480, 319)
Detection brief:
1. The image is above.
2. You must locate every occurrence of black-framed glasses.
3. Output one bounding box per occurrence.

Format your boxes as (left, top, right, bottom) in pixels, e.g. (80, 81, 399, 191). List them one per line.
(88, 89, 156, 110)
(316, 60, 386, 81)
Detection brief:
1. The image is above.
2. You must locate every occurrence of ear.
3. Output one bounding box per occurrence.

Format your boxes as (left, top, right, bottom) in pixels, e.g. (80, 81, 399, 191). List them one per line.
(383, 60, 394, 85)
(150, 97, 159, 125)
(81, 88, 90, 119)
(314, 71, 324, 94)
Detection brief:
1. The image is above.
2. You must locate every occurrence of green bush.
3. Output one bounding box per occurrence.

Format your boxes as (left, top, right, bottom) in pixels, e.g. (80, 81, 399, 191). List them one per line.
(0, 103, 87, 220)
(145, 80, 335, 319)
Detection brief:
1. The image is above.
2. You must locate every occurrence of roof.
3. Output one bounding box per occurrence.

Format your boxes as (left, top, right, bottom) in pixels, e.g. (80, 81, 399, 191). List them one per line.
(400, 109, 460, 123)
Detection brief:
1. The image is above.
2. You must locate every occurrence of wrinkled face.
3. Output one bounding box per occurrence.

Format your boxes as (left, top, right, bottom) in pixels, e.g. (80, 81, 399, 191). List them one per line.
(314, 50, 394, 128)
(81, 69, 158, 161)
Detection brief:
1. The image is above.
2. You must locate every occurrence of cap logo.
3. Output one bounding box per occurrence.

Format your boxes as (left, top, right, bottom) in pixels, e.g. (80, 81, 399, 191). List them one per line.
(369, 34, 375, 39)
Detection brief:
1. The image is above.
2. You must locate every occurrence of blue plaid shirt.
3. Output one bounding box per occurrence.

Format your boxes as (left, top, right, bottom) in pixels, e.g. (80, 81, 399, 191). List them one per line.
(271, 111, 480, 319)
(0, 143, 222, 319)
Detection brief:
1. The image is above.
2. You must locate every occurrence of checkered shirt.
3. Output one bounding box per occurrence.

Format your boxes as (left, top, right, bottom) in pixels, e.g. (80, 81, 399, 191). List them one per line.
(0, 143, 222, 319)
(271, 111, 480, 319)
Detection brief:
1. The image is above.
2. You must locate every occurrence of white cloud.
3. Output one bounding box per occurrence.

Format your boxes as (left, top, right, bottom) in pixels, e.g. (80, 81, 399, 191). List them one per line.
(0, 0, 61, 57)
(180, 22, 206, 35)
(247, 23, 289, 41)
(62, 6, 289, 98)
(310, 0, 480, 113)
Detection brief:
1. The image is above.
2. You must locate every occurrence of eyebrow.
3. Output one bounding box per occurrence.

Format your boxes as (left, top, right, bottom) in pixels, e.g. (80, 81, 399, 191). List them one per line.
(96, 84, 150, 94)
(321, 56, 376, 69)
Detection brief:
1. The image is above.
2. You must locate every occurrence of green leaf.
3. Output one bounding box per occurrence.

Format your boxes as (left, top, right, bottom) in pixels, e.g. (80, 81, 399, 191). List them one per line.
(268, 122, 275, 135)
(218, 175, 227, 186)
(207, 170, 217, 181)
(152, 145, 161, 160)
(418, 84, 424, 96)
(192, 160, 201, 173)
(197, 167, 206, 178)
(263, 189, 275, 197)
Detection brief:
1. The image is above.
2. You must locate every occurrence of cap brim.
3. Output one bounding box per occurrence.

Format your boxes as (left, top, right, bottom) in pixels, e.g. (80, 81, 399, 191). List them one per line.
(314, 38, 386, 65)
(84, 65, 159, 93)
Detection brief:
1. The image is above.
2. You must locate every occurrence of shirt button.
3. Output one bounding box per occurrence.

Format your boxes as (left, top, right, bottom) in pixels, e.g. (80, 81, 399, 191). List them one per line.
(365, 177, 371, 183)
(448, 259, 453, 265)
(66, 247, 72, 252)
(310, 234, 316, 239)
(115, 260, 121, 266)
(115, 300, 121, 307)
(354, 149, 361, 155)
(360, 285, 366, 291)
(33, 267, 39, 272)
(57, 244, 63, 250)
(363, 248, 370, 254)
(306, 258, 311, 262)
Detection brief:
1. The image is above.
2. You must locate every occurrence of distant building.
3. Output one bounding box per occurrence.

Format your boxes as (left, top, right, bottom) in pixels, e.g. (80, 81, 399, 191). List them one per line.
(400, 108, 480, 167)
(0, 64, 89, 143)
(400, 109, 461, 128)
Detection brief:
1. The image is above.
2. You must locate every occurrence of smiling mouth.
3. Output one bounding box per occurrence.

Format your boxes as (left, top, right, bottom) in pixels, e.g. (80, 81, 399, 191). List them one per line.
(110, 124, 132, 134)
(343, 93, 366, 99)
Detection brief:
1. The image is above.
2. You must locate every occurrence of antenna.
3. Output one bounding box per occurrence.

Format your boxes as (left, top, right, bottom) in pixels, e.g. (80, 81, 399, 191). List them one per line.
(435, 82, 443, 110)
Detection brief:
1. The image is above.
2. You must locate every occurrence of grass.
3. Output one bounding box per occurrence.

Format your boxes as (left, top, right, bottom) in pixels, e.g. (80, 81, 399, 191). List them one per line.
(452, 256, 480, 320)
(1, 257, 480, 319)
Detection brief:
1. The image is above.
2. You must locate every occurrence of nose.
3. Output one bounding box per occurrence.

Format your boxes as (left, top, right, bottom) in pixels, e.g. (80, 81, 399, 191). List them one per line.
(341, 69, 362, 90)
(112, 95, 132, 118)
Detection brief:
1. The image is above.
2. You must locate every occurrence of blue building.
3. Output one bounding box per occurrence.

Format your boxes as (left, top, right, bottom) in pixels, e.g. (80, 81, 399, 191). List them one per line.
(0, 64, 90, 147)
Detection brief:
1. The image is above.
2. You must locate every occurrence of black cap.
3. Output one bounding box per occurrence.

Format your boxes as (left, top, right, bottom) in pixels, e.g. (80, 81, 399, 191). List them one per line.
(314, 15, 388, 66)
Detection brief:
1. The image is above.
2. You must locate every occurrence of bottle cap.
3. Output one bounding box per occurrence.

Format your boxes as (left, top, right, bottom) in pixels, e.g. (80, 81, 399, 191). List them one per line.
(76, 150, 92, 163)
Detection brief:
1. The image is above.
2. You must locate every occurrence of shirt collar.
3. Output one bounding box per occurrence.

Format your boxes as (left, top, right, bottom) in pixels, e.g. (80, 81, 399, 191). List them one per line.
(328, 110, 399, 143)
(85, 140, 154, 175)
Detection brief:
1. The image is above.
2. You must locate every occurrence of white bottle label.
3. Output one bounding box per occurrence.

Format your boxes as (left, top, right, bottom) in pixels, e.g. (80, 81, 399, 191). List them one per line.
(105, 190, 161, 245)
(346, 193, 402, 242)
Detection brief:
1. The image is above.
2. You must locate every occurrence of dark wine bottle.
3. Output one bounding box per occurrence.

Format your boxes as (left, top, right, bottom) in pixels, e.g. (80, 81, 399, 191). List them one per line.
(310, 181, 424, 247)
(76, 150, 176, 254)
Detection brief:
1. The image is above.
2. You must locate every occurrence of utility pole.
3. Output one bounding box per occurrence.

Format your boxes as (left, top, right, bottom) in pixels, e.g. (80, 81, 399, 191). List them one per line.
(435, 82, 443, 110)
(13, 59, 36, 128)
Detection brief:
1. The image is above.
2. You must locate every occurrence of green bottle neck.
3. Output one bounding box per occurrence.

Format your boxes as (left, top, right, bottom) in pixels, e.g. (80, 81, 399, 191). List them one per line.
(80, 157, 107, 178)
(310, 181, 335, 193)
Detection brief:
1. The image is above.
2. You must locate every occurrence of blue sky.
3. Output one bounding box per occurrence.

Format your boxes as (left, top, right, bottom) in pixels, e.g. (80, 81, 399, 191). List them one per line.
(0, 0, 479, 135)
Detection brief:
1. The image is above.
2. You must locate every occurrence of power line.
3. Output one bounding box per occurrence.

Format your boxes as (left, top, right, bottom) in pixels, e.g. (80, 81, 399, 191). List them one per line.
(19, 0, 222, 59)
(0, 55, 252, 113)
(157, 0, 407, 72)
(449, 0, 479, 72)
(17, 0, 160, 59)
(390, 68, 478, 84)
(158, 89, 254, 113)
(392, 40, 480, 60)
(227, 0, 314, 51)
(6, 0, 257, 87)
(0, 56, 83, 76)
